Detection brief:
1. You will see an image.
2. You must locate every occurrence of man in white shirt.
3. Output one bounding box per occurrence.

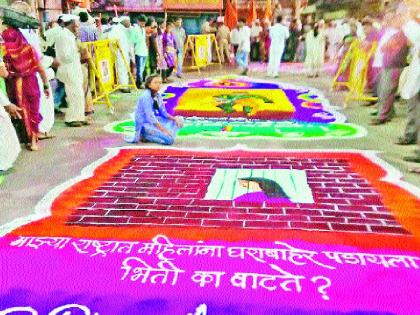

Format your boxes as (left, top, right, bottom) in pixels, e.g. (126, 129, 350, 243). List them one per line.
(230, 26, 240, 55)
(267, 15, 290, 78)
(236, 19, 251, 75)
(55, 14, 86, 127)
(131, 15, 148, 88)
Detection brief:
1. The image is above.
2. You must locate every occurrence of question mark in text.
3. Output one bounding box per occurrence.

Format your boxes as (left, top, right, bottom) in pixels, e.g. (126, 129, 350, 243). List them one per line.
(311, 276, 332, 301)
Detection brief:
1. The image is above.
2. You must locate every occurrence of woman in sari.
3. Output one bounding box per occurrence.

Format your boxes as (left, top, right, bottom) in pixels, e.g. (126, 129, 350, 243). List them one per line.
(2, 26, 49, 151)
(304, 22, 326, 78)
(147, 20, 159, 76)
(156, 19, 168, 82)
(128, 74, 183, 145)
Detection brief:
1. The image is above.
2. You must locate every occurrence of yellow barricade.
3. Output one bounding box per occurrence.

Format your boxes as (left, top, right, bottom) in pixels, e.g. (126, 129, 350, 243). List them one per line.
(183, 34, 221, 72)
(84, 39, 137, 111)
(332, 39, 378, 107)
(332, 40, 359, 90)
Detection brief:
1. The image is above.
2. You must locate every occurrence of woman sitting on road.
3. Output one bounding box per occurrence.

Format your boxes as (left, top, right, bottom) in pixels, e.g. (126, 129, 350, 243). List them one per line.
(127, 74, 183, 145)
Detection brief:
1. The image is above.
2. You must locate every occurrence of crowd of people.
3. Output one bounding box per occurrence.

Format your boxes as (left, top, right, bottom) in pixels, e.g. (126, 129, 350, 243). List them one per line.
(0, 1, 419, 173)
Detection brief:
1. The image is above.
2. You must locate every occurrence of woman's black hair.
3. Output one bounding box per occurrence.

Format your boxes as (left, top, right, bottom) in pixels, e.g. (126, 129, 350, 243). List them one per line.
(137, 14, 147, 22)
(313, 23, 319, 37)
(239, 177, 289, 199)
(145, 74, 161, 90)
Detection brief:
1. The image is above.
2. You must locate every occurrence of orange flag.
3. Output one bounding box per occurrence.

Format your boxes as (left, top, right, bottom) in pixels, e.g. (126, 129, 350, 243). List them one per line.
(247, 0, 257, 25)
(225, 0, 238, 30)
(264, 0, 272, 21)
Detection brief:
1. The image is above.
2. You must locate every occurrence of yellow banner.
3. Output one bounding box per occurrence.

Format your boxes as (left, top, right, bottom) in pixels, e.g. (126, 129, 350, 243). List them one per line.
(195, 35, 209, 67)
(93, 40, 116, 93)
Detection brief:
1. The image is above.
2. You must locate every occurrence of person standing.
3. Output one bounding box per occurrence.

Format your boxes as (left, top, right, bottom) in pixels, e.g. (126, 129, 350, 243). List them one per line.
(79, 11, 98, 42)
(108, 16, 133, 90)
(325, 20, 341, 62)
(284, 18, 301, 62)
(131, 15, 149, 88)
(400, 9, 420, 169)
(19, 25, 57, 140)
(236, 19, 251, 75)
(361, 17, 382, 91)
(173, 17, 186, 78)
(397, 15, 420, 147)
(2, 25, 50, 151)
(44, 17, 66, 112)
(250, 19, 262, 61)
(147, 20, 160, 76)
(230, 26, 240, 56)
(267, 16, 289, 78)
(216, 17, 231, 64)
(304, 21, 326, 78)
(156, 19, 168, 82)
(370, 13, 409, 125)
(78, 11, 97, 122)
(55, 15, 86, 127)
(259, 20, 271, 63)
(162, 22, 177, 82)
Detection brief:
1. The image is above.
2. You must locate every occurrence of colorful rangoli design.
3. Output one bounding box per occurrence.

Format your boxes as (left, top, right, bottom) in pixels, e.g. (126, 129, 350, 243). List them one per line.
(107, 76, 366, 140)
(163, 76, 345, 123)
(1, 148, 419, 314)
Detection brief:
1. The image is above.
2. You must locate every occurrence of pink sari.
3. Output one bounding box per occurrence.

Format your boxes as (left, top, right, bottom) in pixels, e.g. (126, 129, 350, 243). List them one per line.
(2, 27, 41, 139)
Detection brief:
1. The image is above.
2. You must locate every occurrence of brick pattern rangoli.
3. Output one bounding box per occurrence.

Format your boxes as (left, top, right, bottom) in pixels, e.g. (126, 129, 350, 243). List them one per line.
(63, 152, 409, 235)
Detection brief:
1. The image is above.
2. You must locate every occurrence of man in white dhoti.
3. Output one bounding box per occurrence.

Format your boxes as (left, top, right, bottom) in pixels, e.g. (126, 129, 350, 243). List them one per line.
(267, 16, 289, 78)
(108, 16, 134, 91)
(20, 28, 56, 137)
(55, 14, 86, 127)
(0, 91, 21, 172)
